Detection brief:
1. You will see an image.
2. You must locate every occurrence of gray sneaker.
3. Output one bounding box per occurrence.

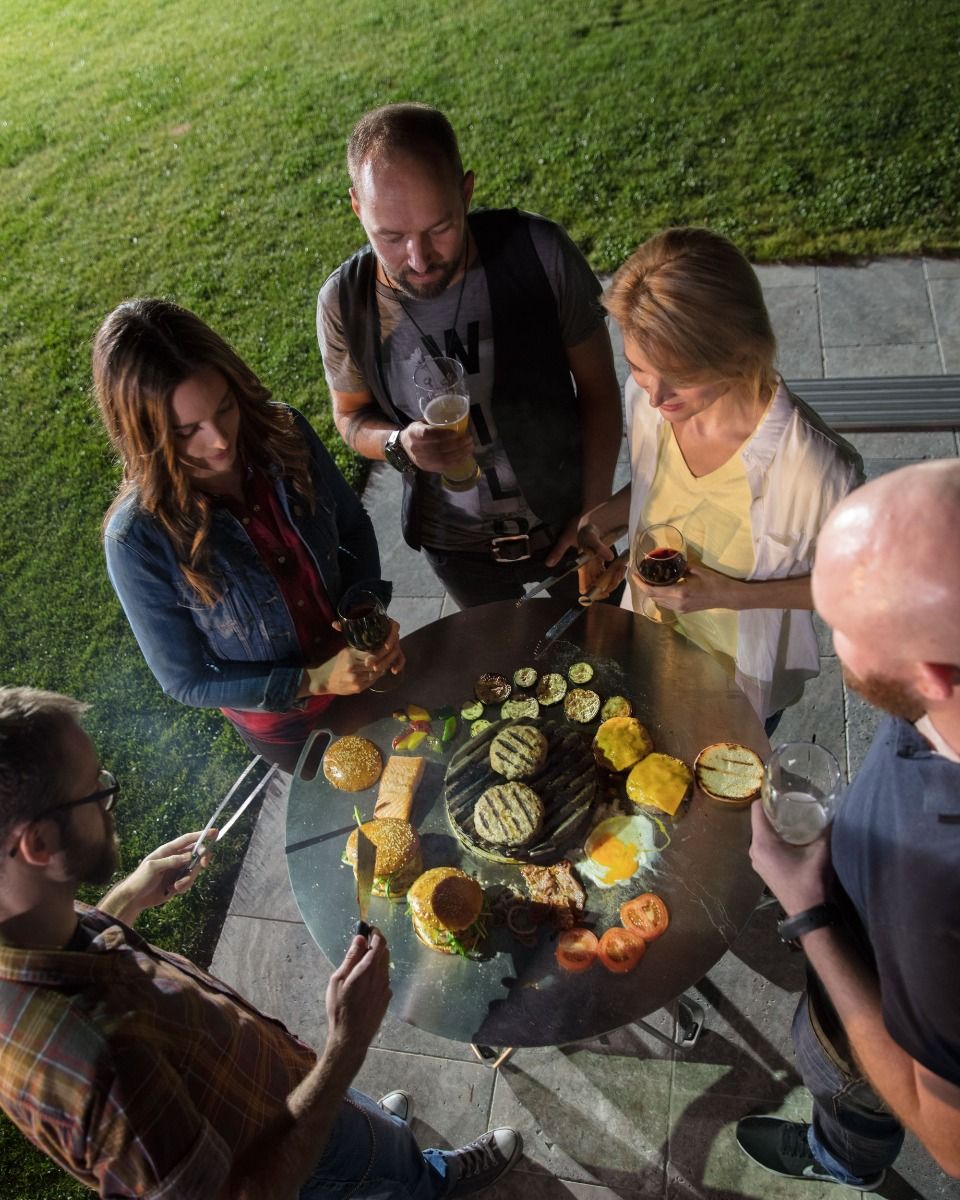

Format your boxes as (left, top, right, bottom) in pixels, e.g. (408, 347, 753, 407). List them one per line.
(736, 1116, 884, 1190)
(444, 1127, 522, 1196)
(378, 1090, 412, 1124)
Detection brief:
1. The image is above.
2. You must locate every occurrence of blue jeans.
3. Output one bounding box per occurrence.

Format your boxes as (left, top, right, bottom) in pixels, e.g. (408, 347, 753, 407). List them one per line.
(793, 994, 904, 1184)
(298, 1089, 450, 1199)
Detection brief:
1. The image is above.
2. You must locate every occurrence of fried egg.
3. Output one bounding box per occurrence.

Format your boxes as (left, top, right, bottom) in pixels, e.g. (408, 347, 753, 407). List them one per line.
(580, 814, 662, 888)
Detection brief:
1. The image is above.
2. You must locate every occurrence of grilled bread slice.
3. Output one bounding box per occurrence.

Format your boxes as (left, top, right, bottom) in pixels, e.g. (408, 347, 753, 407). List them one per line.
(474, 782, 544, 848)
(694, 742, 763, 805)
(489, 724, 548, 780)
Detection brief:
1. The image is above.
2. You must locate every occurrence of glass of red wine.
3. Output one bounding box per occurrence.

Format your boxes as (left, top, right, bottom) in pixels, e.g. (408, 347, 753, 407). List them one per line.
(336, 587, 400, 693)
(630, 523, 687, 623)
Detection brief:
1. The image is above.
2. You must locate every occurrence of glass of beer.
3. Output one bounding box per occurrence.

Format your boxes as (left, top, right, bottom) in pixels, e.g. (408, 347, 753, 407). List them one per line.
(629, 523, 687, 623)
(761, 742, 843, 845)
(413, 356, 480, 492)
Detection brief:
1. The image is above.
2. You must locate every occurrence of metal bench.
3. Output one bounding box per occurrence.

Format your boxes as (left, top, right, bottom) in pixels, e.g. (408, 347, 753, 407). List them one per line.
(787, 375, 960, 432)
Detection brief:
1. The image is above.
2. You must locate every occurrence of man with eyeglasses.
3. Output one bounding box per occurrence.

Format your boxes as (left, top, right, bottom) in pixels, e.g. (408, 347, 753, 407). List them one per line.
(0, 686, 521, 1198)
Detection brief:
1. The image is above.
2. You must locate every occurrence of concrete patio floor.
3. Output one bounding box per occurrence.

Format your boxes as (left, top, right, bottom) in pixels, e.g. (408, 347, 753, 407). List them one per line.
(211, 256, 960, 1200)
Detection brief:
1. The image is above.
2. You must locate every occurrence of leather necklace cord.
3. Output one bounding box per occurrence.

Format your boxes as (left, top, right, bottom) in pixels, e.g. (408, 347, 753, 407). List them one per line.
(382, 236, 469, 354)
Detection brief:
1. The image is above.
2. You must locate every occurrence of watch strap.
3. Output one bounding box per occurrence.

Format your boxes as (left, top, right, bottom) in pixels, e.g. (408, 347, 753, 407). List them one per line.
(778, 902, 839, 944)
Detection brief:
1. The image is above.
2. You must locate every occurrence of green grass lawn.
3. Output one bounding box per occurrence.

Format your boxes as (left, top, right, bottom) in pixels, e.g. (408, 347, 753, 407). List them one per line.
(0, 0, 957, 1193)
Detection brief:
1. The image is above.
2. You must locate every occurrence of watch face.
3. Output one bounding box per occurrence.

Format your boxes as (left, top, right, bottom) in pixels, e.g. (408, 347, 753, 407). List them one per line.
(385, 433, 413, 473)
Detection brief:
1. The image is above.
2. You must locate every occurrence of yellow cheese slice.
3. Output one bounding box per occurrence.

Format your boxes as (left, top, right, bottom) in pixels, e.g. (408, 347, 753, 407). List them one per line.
(625, 752, 692, 817)
(593, 717, 653, 773)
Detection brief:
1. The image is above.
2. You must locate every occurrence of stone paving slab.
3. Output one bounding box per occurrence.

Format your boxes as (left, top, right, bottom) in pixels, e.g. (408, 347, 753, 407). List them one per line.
(391, 595, 444, 635)
(764, 286, 823, 379)
(925, 257, 960, 280)
(848, 431, 958, 460)
(819, 260, 935, 348)
(941, 339, 960, 373)
(776, 656, 846, 775)
(490, 1043, 671, 1190)
(754, 264, 818, 288)
(930, 278, 960, 354)
(824, 342, 943, 377)
(227, 771, 300, 923)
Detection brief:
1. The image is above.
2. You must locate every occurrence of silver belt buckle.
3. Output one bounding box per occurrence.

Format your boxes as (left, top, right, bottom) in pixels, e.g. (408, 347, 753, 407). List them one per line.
(491, 533, 531, 563)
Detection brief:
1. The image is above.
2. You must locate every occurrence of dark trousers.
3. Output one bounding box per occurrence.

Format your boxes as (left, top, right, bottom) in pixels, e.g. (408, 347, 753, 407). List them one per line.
(422, 544, 581, 609)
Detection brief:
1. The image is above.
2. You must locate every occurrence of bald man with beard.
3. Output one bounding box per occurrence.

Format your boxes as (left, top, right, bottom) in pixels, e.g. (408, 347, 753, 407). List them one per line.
(736, 460, 960, 1187)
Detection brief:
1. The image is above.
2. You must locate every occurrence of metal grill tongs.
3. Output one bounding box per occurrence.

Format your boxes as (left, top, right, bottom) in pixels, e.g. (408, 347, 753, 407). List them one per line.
(515, 524, 628, 607)
(532, 548, 630, 658)
(168, 757, 277, 889)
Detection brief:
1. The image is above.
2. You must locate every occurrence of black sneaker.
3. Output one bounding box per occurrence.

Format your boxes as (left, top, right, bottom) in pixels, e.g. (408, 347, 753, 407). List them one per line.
(736, 1116, 885, 1190)
(378, 1090, 412, 1124)
(444, 1127, 522, 1196)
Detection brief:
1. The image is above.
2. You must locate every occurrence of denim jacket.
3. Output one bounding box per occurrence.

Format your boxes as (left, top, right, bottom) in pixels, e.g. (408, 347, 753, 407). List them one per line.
(104, 407, 386, 712)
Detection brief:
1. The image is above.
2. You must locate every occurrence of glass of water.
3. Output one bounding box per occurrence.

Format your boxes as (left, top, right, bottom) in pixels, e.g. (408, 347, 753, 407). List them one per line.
(761, 742, 843, 845)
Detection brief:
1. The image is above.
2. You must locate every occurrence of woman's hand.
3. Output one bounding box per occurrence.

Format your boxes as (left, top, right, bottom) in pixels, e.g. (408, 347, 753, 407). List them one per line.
(629, 558, 742, 615)
(303, 619, 405, 696)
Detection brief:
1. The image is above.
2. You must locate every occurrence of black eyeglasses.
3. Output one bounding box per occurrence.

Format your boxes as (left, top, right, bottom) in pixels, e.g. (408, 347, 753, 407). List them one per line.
(8, 770, 120, 858)
(54, 769, 120, 815)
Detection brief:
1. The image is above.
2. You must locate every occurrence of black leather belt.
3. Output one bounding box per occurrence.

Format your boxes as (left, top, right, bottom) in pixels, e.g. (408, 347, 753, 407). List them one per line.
(490, 525, 555, 563)
(427, 525, 557, 564)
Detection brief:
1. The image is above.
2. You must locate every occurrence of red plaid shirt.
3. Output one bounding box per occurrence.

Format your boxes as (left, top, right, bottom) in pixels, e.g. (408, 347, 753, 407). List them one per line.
(0, 905, 316, 1197)
(220, 470, 342, 744)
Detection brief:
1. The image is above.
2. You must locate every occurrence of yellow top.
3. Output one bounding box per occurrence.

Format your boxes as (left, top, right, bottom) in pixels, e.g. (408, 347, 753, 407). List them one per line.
(642, 425, 756, 674)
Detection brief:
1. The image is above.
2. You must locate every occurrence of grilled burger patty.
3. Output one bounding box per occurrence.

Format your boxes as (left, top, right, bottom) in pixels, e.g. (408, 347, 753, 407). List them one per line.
(489, 723, 548, 780)
(474, 782, 544, 847)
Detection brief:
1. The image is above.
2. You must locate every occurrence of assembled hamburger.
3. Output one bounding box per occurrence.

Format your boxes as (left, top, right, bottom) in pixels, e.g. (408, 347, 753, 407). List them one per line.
(408, 867, 486, 956)
(344, 819, 422, 900)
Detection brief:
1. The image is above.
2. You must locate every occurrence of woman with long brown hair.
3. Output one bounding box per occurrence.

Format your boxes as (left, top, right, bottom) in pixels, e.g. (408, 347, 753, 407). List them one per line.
(95, 298, 402, 771)
(579, 228, 863, 731)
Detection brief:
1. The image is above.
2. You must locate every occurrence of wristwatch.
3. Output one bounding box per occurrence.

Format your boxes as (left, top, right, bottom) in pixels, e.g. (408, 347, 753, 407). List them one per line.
(778, 903, 839, 944)
(384, 429, 415, 474)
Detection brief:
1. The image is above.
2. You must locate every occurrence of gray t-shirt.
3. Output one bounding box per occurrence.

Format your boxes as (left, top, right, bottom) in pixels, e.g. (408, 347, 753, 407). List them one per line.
(317, 212, 604, 550)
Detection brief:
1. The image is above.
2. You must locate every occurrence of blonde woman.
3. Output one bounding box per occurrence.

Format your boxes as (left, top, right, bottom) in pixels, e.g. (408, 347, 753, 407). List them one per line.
(580, 228, 862, 730)
(95, 298, 403, 771)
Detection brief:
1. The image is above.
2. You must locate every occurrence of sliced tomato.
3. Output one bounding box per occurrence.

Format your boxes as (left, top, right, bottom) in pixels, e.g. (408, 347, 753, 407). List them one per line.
(598, 926, 646, 974)
(555, 927, 599, 973)
(620, 893, 670, 941)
